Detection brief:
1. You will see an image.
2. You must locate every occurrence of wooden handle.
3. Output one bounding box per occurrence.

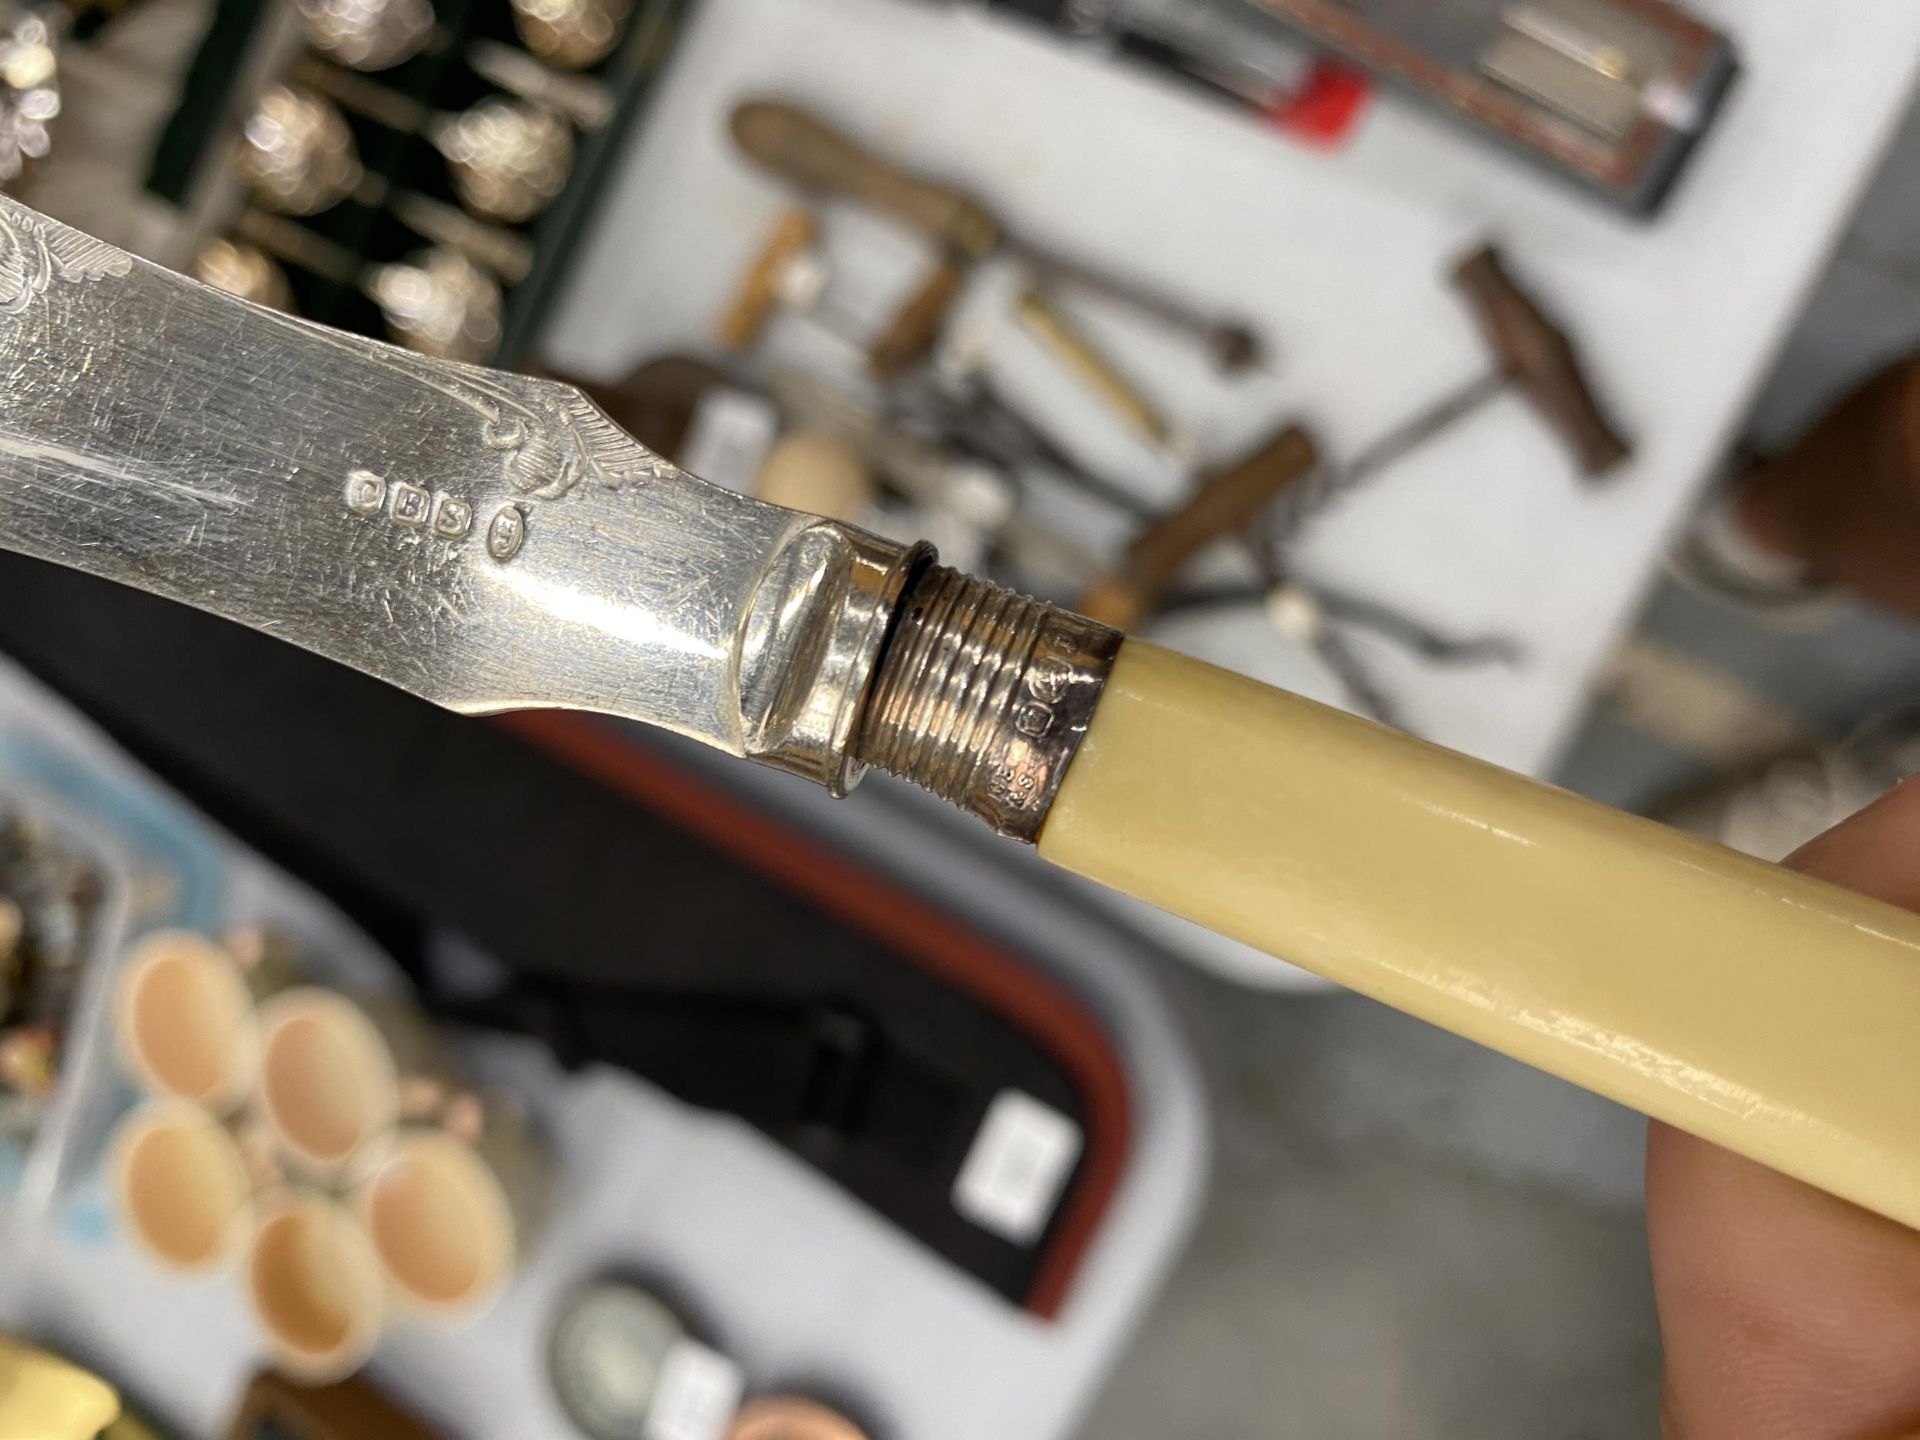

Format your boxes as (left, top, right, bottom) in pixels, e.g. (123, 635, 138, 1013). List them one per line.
(715, 209, 818, 352)
(1014, 288, 1170, 446)
(731, 101, 1001, 258)
(1453, 246, 1632, 478)
(1040, 641, 1920, 1232)
(226, 1369, 443, 1439)
(868, 259, 966, 380)
(1740, 357, 1920, 616)
(1078, 426, 1319, 629)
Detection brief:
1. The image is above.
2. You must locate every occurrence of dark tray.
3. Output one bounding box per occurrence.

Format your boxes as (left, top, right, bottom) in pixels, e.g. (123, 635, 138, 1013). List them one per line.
(147, 0, 695, 361)
(0, 550, 1132, 1318)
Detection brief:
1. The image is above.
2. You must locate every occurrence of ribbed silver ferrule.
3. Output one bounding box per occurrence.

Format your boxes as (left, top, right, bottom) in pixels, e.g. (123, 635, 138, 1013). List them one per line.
(854, 566, 1122, 843)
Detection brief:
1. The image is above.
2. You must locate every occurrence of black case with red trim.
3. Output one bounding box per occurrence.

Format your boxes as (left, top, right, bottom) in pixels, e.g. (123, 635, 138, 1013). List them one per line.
(0, 551, 1130, 1316)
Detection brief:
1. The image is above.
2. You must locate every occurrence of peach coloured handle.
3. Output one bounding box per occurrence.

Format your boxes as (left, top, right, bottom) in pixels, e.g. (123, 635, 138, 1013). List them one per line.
(1040, 641, 1920, 1230)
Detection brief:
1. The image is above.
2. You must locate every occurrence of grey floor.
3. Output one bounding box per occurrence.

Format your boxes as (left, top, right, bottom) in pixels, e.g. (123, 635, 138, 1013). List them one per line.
(1081, 91, 1920, 1440)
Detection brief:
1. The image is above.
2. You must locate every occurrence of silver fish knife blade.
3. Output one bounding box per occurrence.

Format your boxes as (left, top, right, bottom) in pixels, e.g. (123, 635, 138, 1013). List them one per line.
(0, 196, 924, 793)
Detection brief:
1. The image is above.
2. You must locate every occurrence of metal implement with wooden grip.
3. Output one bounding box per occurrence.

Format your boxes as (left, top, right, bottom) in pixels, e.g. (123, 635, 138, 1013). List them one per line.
(730, 101, 1001, 258)
(6, 197, 1920, 1237)
(869, 260, 968, 381)
(714, 207, 966, 381)
(1452, 245, 1631, 477)
(1333, 244, 1632, 497)
(730, 99, 1265, 372)
(1012, 287, 1172, 447)
(1078, 425, 1320, 629)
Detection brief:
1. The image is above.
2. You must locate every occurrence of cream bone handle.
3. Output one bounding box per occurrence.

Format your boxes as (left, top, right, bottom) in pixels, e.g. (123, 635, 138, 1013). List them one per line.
(1035, 641, 1920, 1232)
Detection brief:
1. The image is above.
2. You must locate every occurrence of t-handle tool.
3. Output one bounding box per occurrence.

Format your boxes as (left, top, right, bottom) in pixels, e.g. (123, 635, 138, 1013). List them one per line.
(1454, 246, 1631, 477)
(1330, 244, 1632, 500)
(730, 99, 1265, 372)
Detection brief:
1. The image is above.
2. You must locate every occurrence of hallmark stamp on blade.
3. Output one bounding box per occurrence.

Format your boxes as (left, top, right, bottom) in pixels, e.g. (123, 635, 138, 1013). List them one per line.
(344, 470, 495, 553)
(485, 504, 526, 561)
(433, 496, 474, 538)
(390, 481, 433, 527)
(344, 470, 387, 515)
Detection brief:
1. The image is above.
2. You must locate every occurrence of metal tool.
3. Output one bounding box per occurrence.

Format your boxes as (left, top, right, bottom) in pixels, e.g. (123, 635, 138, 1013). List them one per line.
(1012, 287, 1171, 447)
(771, 367, 1101, 584)
(1322, 244, 1631, 508)
(729, 99, 1264, 372)
(922, 0, 1347, 132)
(463, 39, 616, 130)
(716, 207, 966, 379)
(509, 0, 632, 71)
(232, 86, 540, 281)
(234, 210, 503, 363)
(295, 0, 441, 72)
(192, 239, 297, 312)
(1049, 409, 1517, 719)
(773, 372, 1501, 724)
(888, 368, 1157, 522)
(291, 63, 580, 225)
(1163, 574, 1521, 724)
(16, 197, 1920, 1253)
(0, 3, 62, 191)
(1237, 0, 1737, 214)
(1063, 422, 1466, 721)
(1079, 425, 1320, 631)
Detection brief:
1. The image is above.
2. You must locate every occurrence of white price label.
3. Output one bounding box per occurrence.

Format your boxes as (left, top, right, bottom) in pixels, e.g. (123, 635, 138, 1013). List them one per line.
(953, 1089, 1084, 1245)
(680, 388, 780, 495)
(645, 1340, 744, 1440)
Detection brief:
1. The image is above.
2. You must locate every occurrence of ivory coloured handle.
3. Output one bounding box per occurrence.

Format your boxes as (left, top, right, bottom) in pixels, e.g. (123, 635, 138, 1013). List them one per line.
(1039, 641, 1920, 1229)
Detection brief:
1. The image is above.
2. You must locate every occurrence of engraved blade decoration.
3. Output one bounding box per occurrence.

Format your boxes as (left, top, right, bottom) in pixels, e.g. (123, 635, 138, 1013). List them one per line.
(0, 197, 921, 791)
